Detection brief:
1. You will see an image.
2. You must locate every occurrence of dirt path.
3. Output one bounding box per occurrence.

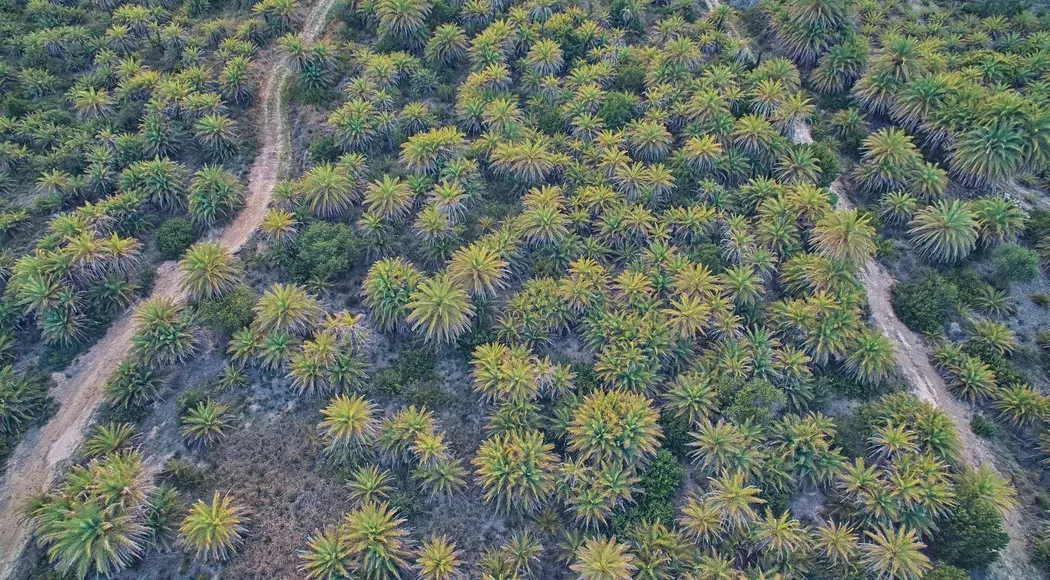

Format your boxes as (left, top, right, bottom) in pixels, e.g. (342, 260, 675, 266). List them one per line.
(0, 1, 338, 575)
(831, 180, 1039, 579)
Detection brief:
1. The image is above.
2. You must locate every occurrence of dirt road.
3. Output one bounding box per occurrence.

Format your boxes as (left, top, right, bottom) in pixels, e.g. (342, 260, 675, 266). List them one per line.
(0, 0, 338, 575)
(832, 182, 1039, 579)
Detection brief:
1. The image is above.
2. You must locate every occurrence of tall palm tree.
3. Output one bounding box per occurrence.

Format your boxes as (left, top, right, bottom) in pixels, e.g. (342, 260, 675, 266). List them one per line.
(845, 328, 896, 385)
(907, 200, 978, 263)
(472, 429, 558, 514)
(179, 492, 249, 562)
(188, 166, 244, 228)
(570, 536, 637, 580)
(178, 242, 241, 301)
(343, 502, 412, 579)
(131, 297, 196, 367)
(425, 24, 468, 65)
(812, 209, 876, 264)
(415, 534, 463, 580)
(194, 113, 239, 162)
(404, 272, 475, 345)
(375, 0, 431, 48)
(859, 525, 930, 580)
(568, 389, 661, 469)
(706, 469, 765, 532)
(252, 284, 322, 336)
(299, 527, 352, 580)
(448, 243, 508, 299)
(299, 163, 358, 219)
(319, 394, 377, 454)
(362, 258, 423, 332)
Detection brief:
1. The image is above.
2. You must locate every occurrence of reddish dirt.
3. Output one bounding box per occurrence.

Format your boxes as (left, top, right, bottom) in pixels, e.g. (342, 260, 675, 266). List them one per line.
(0, 0, 339, 575)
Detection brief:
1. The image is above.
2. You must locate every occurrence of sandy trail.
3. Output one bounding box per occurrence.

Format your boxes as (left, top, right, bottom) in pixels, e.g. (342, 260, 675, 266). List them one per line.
(0, 0, 338, 575)
(831, 181, 1038, 579)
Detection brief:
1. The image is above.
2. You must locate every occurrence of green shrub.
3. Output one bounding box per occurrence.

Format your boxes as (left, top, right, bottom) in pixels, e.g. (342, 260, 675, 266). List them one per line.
(155, 218, 196, 260)
(658, 414, 689, 460)
(290, 222, 364, 283)
(892, 274, 959, 335)
(409, 381, 450, 409)
(308, 134, 342, 164)
(992, 242, 1040, 283)
(597, 91, 635, 131)
(196, 285, 255, 335)
(928, 489, 1009, 570)
(924, 563, 970, 580)
(970, 414, 996, 439)
(1025, 209, 1050, 243)
(810, 142, 840, 188)
(610, 449, 683, 535)
(720, 378, 786, 426)
(611, 63, 646, 94)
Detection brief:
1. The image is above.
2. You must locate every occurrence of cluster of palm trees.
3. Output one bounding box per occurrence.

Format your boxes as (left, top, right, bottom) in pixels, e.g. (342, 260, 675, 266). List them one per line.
(26, 434, 250, 578)
(0, 0, 295, 359)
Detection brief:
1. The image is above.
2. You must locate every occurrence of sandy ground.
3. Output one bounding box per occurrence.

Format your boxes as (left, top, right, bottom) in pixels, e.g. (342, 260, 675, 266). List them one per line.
(0, 0, 339, 575)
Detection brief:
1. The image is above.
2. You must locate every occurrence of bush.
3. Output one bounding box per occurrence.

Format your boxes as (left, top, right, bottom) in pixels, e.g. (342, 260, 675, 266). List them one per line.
(1025, 209, 1050, 243)
(610, 449, 683, 535)
(970, 414, 996, 439)
(156, 218, 196, 260)
(992, 242, 1040, 283)
(892, 274, 959, 335)
(308, 134, 342, 164)
(810, 142, 840, 188)
(195, 285, 255, 334)
(929, 489, 1009, 570)
(924, 563, 970, 580)
(658, 414, 689, 460)
(290, 222, 364, 283)
(720, 379, 786, 426)
(597, 91, 635, 131)
(611, 63, 646, 94)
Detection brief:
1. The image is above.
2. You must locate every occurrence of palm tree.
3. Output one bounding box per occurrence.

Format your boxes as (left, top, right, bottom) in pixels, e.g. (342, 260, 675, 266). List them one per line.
(448, 243, 508, 299)
(949, 119, 1026, 185)
(853, 128, 921, 194)
(971, 197, 1027, 245)
(472, 429, 558, 514)
(993, 383, 1048, 428)
(362, 258, 423, 331)
(82, 422, 138, 458)
(706, 470, 765, 532)
(845, 328, 896, 385)
(491, 138, 557, 186)
(188, 166, 244, 228)
(365, 175, 414, 220)
(299, 527, 352, 580)
(180, 400, 231, 448)
(319, 394, 377, 454)
(104, 359, 164, 410)
(813, 519, 858, 569)
(570, 536, 637, 580)
(347, 465, 393, 507)
(178, 242, 241, 301)
(907, 200, 978, 263)
(260, 209, 298, 245)
(119, 158, 189, 211)
(299, 162, 359, 219)
(404, 272, 475, 345)
(252, 283, 322, 336)
(342, 502, 412, 579)
(568, 389, 661, 469)
(179, 491, 248, 561)
(425, 24, 468, 65)
(812, 209, 876, 264)
(956, 465, 1018, 514)
(415, 534, 463, 580)
(194, 113, 239, 162)
(131, 297, 196, 367)
(375, 0, 431, 48)
(859, 525, 930, 580)
(524, 38, 564, 75)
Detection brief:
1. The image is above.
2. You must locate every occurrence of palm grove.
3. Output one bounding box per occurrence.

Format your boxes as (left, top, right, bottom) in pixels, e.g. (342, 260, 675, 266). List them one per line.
(2, 0, 1049, 578)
